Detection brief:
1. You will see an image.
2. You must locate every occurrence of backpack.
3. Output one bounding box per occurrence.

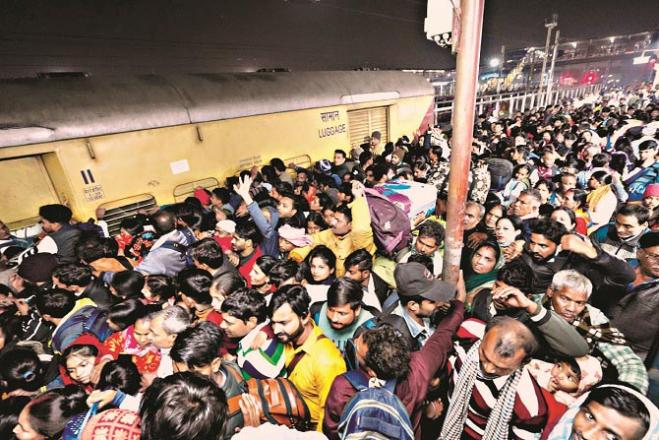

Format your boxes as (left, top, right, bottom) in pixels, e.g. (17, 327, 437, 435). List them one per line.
(338, 370, 414, 440)
(225, 366, 311, 431)
(364, 188, 411, 258)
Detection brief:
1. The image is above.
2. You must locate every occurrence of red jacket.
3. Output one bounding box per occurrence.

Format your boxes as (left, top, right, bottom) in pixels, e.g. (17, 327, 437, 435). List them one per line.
(322, 302, 465, 439)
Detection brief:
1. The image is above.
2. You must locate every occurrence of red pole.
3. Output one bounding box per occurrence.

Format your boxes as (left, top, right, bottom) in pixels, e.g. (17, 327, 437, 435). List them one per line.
(442, 0, 485, 284)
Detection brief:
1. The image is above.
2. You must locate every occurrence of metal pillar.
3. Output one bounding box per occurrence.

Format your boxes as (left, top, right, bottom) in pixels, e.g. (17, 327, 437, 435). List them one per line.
(539, 14, 558, 105)
(545, 29, 560, 107)
(442, 0, 485, 284)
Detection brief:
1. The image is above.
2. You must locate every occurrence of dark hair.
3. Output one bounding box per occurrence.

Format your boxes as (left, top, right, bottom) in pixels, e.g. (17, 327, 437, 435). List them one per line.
(170, 322, 224, 368)
(26, 386, 88, 438)
(145, 274, 176, 304)
(76, 237, 118, 263)
(316, 193, 336, 212)
(0, 396, 30, 440)
(306, 212, 328, 232)
(119, 217, 144, 236)
(211, 272, 245, 297)
(407, 254, 434, 273)
(254, 255, 277, 276)
(617, 204, 651, 225)
(52, 263, 92, 287)
(334, 149, 347, 159)
(268, 260, 300, 288)
(591, 153, 610, 168)
(362, 326, 410, 381)
(234, 220, 263, 246)
(306, 245, 337, 273)
(177, 268, 213, 305)
(36, 288, 75, 319)
(62, 344, 99, 363)
(416, 221, 445, 245)
(269, 284, 311, 318)
(589, 170, 612, 186)
(38, 204, 72, 225)
(0, 347, 44, 392)
(140, 372, 227, 440)
(535, 179, 556, 193)
(188, 238, 225, 269)
(108, 299, 148, 331)
(513, 163, 531, 177)
(638, 139, 657, 151)
(211, 187, 231, 205)
(333, 204, 353, 223)
(496, 259, 534, 290)
(97, 359, 141, 395)
(270, 158, 287, 173)
(496, 215, 524, 235)
(566, 188, 588, 209)
(582, 386, 650, 439)
(110, 270, 145, 300)
(344, 248, 373, 272)
(327, 278, 363, 310)
(530, 217, 567, 245)
(220, 288, 267, 323)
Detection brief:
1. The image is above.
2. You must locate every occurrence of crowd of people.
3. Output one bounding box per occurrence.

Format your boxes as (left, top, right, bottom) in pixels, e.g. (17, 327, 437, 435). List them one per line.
(0, 84, 658, 440)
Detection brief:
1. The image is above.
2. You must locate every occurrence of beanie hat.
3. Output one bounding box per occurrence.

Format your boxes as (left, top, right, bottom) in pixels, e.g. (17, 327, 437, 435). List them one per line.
(643, 183, 659, 198)
(17, 253, 58, 283)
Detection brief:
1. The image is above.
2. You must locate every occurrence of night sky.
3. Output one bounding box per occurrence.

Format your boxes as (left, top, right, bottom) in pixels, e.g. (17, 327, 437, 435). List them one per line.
(0, 0, 657, 78)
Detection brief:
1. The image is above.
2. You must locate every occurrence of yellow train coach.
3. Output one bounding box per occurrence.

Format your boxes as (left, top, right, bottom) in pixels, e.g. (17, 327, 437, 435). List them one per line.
(0, 71, 434, 233)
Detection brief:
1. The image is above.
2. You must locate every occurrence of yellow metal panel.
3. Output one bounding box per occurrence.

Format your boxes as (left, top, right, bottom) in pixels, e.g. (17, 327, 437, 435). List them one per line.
(0, 156, 59, 227)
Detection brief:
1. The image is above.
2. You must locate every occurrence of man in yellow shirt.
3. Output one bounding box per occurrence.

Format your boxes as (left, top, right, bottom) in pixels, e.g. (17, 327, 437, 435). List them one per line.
(290, 181, 375, 277)
(269, 284, 346, 430)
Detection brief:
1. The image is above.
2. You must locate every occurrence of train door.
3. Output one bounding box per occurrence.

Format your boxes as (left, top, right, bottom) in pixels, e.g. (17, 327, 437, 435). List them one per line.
(347, 106, 389, 150)
(0, 156, 60, 229)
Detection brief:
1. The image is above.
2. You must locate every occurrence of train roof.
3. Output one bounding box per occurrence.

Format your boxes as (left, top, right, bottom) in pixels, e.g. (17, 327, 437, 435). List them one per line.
(0, 71, 433, 148)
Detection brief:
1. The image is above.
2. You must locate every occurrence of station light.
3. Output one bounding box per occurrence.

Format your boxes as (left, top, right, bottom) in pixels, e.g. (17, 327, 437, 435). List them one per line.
(489, 58, 500, 68)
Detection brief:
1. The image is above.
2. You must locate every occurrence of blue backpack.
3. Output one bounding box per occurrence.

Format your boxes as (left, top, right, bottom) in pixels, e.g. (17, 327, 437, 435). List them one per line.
(338, 370, 414, 440)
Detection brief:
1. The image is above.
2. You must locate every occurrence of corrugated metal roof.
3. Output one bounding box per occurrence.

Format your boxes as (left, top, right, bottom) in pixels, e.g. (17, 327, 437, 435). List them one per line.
(0, 71, 433, 148)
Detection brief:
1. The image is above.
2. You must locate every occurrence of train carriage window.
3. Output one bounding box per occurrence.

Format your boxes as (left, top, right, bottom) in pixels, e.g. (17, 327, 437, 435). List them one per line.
(173, 177, 220, 203)
(347, 107, 389, 148)
(99, 194, 158, 236)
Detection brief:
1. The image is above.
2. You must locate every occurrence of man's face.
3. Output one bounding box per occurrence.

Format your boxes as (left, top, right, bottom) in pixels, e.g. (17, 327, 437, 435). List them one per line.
(527, 233, 558, 262)
(148, 316, 176, 349)
(463, 205, 482, 230)
(415, 235, 439, 256)
(330, 212, 352, 236)
(409, 298, 437, 319)
(172, 359, 218, 378)
(39, 217, 57, 233)
(478, 328, 526, 378)
(327, 304, 359, 330)
(231, 234, 248, 252)
(547, 286, 588, 322)
(615, 214, 646, 240)
(512, 194, 538, 218)
(277, 196, 296, 219)
(297, 171, 308, 183)
(571, 401, 646, 440)
(220, 313, 254, 339)
(271, 303, 307, 344)
(334, 153, 346, 166)
(278, 237, 296, 253)
(637, 245, 659, 278)
(0, 221, 10, 240)
(345, 265, 370, 285)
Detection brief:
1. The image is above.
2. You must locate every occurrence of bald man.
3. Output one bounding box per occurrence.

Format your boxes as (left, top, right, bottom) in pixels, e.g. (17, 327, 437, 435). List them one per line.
(441, 317, 549, 440)
(136, 210, 191, 277)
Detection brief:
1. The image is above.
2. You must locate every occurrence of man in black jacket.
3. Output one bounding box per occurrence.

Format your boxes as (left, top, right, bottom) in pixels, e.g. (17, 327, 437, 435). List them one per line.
(344, 248, 392, 312)
(520, 218, 635, 313)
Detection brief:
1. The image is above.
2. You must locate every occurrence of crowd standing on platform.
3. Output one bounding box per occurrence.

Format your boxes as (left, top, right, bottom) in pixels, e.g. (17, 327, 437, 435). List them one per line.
(1, 84, 659, 440)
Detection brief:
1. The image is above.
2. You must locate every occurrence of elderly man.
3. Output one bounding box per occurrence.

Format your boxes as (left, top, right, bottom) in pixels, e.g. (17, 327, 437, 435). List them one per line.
(441, 316, 548, 440)
(541, 270, 648, 393)
(148, 306, 191, 378)
(510, 189, 542, 240)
